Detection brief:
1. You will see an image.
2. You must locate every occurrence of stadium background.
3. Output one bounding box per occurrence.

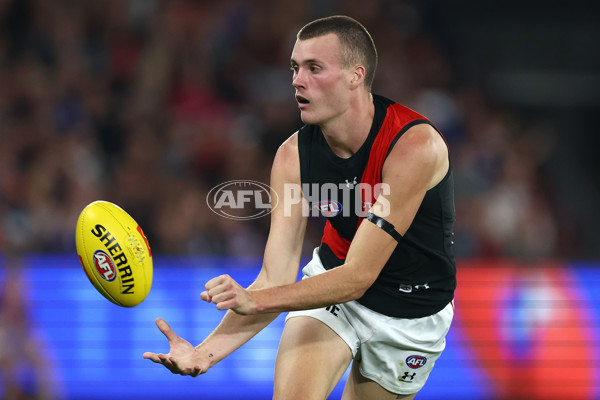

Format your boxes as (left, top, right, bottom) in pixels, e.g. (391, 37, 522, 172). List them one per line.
(0, 1, 598, 399)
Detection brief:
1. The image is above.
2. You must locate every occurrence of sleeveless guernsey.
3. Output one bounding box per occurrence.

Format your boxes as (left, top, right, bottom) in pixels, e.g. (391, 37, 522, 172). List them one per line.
(297, 94, 456, 318)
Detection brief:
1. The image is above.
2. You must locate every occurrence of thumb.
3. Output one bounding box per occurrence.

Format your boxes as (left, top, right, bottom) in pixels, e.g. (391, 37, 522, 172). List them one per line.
(155, 318, 178, 342)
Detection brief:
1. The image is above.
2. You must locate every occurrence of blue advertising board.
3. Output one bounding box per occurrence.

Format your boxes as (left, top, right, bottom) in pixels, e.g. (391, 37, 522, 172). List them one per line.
(0, 255, 598, 400)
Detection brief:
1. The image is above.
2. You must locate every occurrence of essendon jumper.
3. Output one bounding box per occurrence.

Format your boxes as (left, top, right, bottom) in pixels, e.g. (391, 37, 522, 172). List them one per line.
(298, 94, 456, 318)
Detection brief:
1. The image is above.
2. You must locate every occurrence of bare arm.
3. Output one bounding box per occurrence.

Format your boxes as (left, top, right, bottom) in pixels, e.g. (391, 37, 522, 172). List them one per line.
(143, 133, 307, 374)
(196, 133, 307, 366)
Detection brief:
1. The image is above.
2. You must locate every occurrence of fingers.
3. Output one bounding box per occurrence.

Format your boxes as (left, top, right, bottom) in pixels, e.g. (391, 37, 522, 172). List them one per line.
(141, 352, 174, 370)
(143, 353, 203, 376)
(166, 356, 179, 372)
(204, 275, 238, 306)
(142, 352, 161, 363)
(169, 358, 204, 377)
(210, 290, 237, 306)
(203, 275, 254, 314)
(155, 318, 179, 343)
(214, 297, 240, 311)
(191, 365, 203, 377)
(200, 291, 211, 302)
(143, 319, 207, 377)
(204, 274, 232, 295)
(158, 353, 176, 371)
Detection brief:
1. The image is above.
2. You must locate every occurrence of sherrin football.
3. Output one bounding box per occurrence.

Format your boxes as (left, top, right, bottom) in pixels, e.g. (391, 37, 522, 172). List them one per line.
(76, 201, 153, 307)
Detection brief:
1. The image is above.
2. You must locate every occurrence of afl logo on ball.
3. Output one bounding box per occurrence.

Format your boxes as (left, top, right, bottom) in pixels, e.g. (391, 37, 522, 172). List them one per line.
(93, 250, 117, 282)
(406, 355, 427, 369)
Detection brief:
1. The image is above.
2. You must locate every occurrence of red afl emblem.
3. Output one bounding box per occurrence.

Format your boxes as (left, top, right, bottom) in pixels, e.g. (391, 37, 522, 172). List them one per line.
(406, 355, 427, 369)
(93, 250, 117, 282)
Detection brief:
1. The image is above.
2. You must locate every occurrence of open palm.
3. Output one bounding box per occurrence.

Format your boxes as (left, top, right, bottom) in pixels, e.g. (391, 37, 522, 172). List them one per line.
(142, 318, 207, 377)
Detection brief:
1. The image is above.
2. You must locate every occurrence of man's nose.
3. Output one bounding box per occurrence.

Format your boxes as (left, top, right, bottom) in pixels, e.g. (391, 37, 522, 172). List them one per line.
(292, 69, 305, 88)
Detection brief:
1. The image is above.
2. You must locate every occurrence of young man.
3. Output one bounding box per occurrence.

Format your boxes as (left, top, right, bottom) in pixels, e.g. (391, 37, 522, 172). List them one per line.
(143, 15, 456, 400)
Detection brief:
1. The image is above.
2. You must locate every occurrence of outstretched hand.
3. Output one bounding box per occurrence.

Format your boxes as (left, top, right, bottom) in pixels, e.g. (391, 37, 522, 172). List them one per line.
(142, 318, 210, 377)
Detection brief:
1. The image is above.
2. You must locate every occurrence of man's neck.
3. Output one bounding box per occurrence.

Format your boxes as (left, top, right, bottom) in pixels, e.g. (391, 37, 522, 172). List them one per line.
(320, 92, 375, 159)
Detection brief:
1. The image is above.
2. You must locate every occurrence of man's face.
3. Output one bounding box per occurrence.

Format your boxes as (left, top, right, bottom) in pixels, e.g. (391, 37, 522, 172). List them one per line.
(290, 33, 353, 126)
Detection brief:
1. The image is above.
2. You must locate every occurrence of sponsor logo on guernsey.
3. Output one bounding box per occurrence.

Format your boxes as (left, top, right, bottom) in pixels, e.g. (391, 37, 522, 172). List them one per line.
(93, 250, 117, 282)
(399, 284, 413, 293)
(399, 283, 430, 293)
(345, 177, 357, 188)
(313, 200, 342, 217)
(406, 355, 427, 369)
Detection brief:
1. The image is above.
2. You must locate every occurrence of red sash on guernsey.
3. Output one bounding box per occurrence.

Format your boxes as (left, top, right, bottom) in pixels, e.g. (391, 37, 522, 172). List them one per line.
(321, 103, 430, 260)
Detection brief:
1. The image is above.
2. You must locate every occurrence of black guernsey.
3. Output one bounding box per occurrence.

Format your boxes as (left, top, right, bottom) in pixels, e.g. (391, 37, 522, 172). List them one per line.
(297, 94, 456, 318)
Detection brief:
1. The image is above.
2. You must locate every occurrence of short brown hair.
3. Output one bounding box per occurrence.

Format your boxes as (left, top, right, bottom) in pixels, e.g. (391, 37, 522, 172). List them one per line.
(297, 15, 378, 90)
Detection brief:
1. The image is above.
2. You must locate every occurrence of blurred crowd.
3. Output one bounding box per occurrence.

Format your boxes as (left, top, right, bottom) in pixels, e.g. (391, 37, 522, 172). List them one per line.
(0, 259, 58, 400)
(0, 0, 582, 260)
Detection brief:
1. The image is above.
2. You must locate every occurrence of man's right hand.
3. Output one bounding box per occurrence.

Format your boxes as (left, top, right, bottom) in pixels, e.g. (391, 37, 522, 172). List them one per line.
(142, 318, 210, 377)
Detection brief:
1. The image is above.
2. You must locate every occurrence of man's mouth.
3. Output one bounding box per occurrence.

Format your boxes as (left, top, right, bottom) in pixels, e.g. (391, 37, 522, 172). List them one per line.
(296, 95, 310, 104)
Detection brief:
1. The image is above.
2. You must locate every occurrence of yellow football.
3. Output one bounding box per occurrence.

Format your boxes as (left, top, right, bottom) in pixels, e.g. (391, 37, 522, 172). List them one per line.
(75, 201, 153, 307)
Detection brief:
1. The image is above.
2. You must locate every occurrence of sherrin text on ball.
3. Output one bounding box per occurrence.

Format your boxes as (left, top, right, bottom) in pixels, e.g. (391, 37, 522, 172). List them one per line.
(76, 201, 153, 307)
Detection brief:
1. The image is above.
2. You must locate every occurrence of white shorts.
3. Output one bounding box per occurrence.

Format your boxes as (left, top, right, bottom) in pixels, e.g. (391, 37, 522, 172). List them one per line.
(286, 248, 454, 395)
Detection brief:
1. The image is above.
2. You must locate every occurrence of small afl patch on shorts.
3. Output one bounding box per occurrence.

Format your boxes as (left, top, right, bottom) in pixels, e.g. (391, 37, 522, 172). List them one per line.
(286, 248, 454, 395)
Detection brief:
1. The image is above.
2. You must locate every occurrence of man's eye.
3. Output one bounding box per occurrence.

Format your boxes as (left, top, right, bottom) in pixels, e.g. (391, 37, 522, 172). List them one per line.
(290, 66, 298, 73)
(310, 65, 320, 72)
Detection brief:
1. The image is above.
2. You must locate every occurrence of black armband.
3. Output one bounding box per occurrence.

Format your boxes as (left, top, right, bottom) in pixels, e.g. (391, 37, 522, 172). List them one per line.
(365, 212, 403, 242)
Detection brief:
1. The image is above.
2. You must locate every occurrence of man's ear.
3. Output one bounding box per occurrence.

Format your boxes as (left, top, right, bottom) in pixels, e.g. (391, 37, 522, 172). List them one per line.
(350, 65, 366, 89)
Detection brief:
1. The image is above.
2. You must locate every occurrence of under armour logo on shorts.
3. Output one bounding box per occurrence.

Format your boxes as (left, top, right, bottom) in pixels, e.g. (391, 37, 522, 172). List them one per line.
(399, 372, 416, 381)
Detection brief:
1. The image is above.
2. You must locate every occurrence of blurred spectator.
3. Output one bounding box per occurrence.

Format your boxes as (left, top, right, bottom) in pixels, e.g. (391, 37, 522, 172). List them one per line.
(0, 0, 588, 260)
(0, 256, 60, 400)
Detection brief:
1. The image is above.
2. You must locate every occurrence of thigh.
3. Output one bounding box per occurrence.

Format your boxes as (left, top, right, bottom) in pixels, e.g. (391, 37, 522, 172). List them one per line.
(274, 316, 353, 400)
(341, 361, 416, 400)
